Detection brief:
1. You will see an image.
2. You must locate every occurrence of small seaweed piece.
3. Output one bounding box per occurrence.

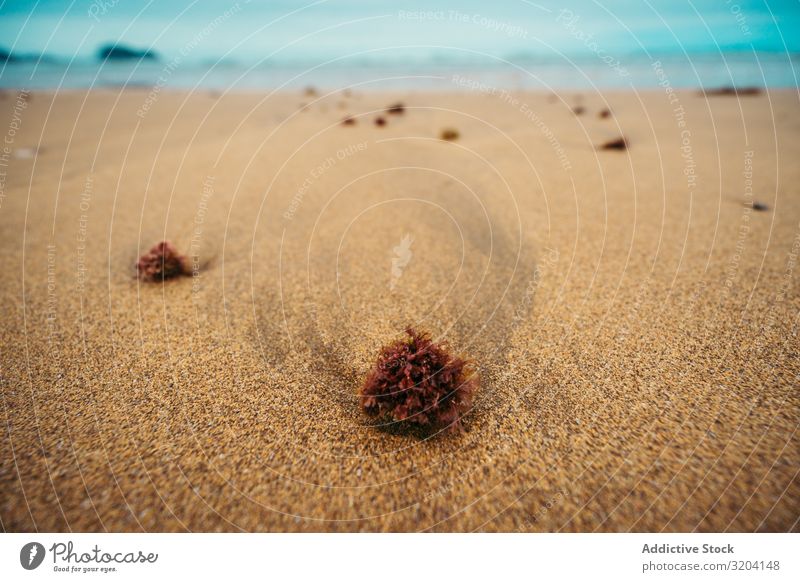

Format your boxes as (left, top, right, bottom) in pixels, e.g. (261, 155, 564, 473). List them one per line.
(360, 328, 478, 433)
(386, 102, 405, 114)
(702, 86, 762, 97)
(136, 241, 189, 282)
(599, 137, 628, 151)
(440, 128, 459, 141)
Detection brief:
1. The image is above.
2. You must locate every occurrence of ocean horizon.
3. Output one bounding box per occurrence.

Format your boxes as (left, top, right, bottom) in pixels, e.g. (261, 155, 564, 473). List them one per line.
(1, 0, 798, 90)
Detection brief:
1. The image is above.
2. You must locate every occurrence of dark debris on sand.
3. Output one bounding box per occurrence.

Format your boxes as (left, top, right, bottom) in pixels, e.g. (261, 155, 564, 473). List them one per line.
(136, 241, 189, 282)
(386, 102, 405, 114)
(702, 87, 762, 97)
(440, 128, 460, 141)
(360, 328, 478, 434)
(599, 137, 628, 151)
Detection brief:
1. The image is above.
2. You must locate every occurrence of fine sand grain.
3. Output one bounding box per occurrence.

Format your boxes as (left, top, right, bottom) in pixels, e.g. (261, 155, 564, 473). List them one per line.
(0, 88, 798, 532)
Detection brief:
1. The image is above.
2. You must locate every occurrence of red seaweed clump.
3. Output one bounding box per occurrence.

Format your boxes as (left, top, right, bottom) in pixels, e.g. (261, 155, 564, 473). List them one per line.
(360, 328, 477, 433)
(136, 240, 189, 282)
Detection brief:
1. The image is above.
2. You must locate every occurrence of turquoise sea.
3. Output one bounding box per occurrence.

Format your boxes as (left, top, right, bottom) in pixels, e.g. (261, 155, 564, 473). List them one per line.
(1, 0, 798, 90)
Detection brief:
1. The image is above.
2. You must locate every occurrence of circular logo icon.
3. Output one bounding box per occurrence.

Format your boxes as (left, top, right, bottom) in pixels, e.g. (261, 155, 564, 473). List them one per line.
(20, 542, 46, 570)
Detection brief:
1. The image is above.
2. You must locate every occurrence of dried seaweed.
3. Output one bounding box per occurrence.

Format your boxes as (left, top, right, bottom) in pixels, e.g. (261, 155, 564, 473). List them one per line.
(440, 128, 459, 141)
(702, 87, 762, 97)
(599, 137, 628, 151)
(136, 241, 189, 282)
(360, 328, 478, 433)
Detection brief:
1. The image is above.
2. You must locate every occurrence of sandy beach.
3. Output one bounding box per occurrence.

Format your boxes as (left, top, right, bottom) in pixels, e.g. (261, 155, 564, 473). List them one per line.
(0, 86, 798, 532)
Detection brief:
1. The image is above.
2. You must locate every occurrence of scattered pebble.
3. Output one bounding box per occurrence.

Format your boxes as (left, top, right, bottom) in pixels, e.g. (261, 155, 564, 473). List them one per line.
(341, 115, 356, 126)
(374, 116, 386, 127)
(598, 108, 612, 119)
(572, 106, 586, 116)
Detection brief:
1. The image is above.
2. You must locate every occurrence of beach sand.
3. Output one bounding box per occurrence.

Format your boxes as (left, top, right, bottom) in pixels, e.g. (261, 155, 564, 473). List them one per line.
(0, 87, 798, 532)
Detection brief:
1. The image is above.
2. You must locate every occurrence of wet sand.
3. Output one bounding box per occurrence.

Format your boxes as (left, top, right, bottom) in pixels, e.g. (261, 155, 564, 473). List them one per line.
(0, 87, 798, 532)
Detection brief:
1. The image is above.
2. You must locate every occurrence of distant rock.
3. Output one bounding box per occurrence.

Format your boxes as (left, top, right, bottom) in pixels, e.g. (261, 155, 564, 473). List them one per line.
(98, 44, 158, 61)
(0, 48, 57, 63)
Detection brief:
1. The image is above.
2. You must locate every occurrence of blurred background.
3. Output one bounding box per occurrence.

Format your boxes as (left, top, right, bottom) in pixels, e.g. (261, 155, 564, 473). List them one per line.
(1, 0, 798, 90)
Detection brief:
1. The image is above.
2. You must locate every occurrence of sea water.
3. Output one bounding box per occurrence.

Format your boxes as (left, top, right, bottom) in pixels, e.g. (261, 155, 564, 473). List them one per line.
(1, 0, 798, 90)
